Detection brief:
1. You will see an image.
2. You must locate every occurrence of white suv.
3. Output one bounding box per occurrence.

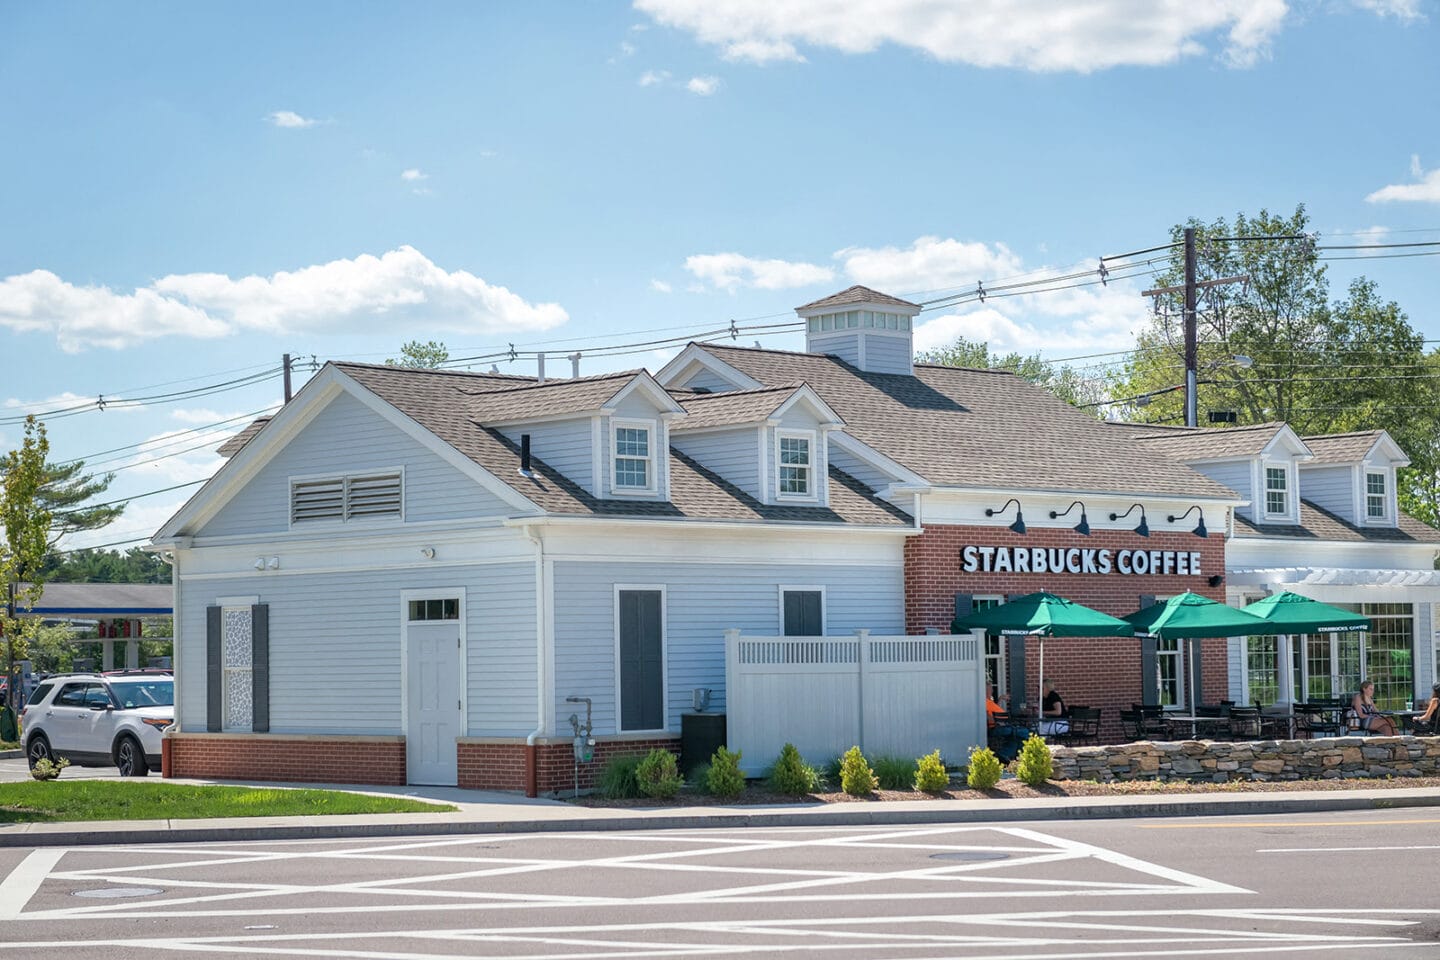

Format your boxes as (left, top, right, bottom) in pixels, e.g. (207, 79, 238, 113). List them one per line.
(20, 672, 173, 776)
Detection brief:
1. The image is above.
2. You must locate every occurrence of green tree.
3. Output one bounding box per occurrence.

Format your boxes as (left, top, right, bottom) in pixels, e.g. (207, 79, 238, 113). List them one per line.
(917, 337, 1106, 409)
(39, 546, 172, 584)
(385, 340, 449, 368)
(41, 459, 124, 541)
(1107, 205, 1438, 523)
(2, 417, 53, 708)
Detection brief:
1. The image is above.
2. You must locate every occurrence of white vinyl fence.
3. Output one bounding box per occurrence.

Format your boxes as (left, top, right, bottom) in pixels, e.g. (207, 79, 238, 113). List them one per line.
(723, 628, 987, 776)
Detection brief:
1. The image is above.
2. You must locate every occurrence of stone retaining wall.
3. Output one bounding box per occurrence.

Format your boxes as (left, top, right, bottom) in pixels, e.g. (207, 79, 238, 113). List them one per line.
(1052, 735, 1440, 782)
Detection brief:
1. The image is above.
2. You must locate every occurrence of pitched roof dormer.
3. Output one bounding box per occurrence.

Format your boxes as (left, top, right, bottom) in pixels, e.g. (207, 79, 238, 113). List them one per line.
(796, 285, 921, 376)
(1299, 429, 1409, 528)
(1128, 422, 1313, 525)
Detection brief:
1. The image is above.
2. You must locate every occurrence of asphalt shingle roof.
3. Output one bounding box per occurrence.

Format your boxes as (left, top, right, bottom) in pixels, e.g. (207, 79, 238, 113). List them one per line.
(693, 345, 1237, 500)
(334, 362, 908, 527)
(216, 416, 272, 458)
(1233, 499, 1440, 544)
(796, 285, 920, 312)
(1125, 423, 1290, 460)
(1301, 431, 1383, 464)
(461, 372, 639, 422)
(672, 384, 808, 431)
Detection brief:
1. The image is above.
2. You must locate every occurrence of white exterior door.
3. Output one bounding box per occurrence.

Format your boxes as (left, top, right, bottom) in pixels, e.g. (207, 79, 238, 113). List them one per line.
(406, 621, 464, 785)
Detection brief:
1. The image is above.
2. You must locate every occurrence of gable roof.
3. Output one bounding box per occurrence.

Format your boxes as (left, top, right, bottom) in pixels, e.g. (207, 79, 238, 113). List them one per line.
(1233, 499, 1440, 544)
(1301, 430, 1387, 465)
(216, 416, 272, 458)
(796, 285, 920, 312)
(672, 384, 803, 431)
(462, 371, 640, 422)
(1125, 422, 1292, 460)
(690, 344, 1238, 500)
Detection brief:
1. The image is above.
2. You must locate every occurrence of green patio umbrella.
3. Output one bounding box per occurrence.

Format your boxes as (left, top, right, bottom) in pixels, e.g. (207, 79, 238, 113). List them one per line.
(952, 592, 1134, 719)
(1121, 592, 1270, 712)
(1240, 591, 1371, 634)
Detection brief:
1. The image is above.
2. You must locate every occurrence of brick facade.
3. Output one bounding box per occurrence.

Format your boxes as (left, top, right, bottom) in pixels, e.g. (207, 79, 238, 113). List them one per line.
(167, 733, 406, 785)
(459, 735, 681, 794)
(905, 522, 1229, 743)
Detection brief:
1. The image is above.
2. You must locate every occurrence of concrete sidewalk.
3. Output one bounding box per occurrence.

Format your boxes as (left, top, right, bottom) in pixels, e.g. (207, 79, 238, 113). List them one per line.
(3, 772, 1439, 847)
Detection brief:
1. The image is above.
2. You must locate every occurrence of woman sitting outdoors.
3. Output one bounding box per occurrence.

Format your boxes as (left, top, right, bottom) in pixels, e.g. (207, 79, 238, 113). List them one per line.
(1351, 681, 1397, 737)
(1414, 683, 1440, 735)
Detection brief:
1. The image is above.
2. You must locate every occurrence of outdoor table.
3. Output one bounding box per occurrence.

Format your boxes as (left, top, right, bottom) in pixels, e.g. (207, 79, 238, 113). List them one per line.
(1382, 710, 1426, 733)
(1164, 714, 1230, 740)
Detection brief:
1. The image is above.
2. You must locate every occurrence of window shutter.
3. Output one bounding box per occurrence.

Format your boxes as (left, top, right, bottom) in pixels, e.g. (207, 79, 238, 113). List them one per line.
(1138, 594, 1159, 708)
(952, 594, 973, 632)
(206, 606, 222, 732)
(251, 604, 270, 733)
(1003, 595, 1028, 708)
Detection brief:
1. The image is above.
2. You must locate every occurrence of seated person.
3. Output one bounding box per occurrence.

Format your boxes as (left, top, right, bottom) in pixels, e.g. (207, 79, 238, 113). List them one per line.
(985, 682, 1025, 762)
(1351, 681, 1396, 736)
(1039, 678, 1069, 736)
(1414, 683, 1440, 734)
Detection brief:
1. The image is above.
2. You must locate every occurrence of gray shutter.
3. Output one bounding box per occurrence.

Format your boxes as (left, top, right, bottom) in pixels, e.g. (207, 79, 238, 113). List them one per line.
(206, 606, 222, 732)
(619, 590, 663, 731)
(1005, 594, 1027, 709)
(783, 591, 822, 636)
(251, 604, 269, 733)
(951, 593, 973, 632)
(1138, 594, 1159, 708)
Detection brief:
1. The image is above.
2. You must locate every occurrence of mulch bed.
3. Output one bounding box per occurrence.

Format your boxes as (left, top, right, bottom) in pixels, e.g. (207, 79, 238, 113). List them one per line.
(568, 775, 1440, 807)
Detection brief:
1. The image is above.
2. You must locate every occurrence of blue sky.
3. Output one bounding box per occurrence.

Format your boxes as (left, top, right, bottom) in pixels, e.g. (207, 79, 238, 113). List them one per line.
(1, 0, 1437, 549)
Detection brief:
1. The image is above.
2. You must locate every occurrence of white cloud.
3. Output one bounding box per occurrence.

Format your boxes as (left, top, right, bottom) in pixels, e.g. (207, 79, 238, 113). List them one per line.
(686, 75, 721, 95)
(266, 110, 317, 128)
(1350, 225, 1391, 246)
(170, 407, 245, 425)
(1352, 0, 1424, 20)
(400, 168, 428, 181)
(650, 279, 673, 293)
(684, 252, 834, 291)
(837, 236, 1024, 294)
(638, 69, 672, 86)
(1366, 156, 1440, 203)
(636, 0, 1297, 72)
(0, 247, 568, 351)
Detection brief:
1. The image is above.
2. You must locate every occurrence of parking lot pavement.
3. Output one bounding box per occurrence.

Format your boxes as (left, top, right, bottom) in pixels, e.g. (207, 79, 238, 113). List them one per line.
(0, 757, 120, 783)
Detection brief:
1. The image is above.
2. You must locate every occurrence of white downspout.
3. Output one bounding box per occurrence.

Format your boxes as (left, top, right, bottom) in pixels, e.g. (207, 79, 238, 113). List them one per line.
(522, 523, 549, 797)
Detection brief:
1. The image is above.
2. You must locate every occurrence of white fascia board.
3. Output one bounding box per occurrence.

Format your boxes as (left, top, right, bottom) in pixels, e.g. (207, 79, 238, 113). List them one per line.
(606, 369, 688, 414)
(1263, 425, 1315, 461)
(797, 301, 921, 319)
(654, 344, 764, 390)
(1227, 535, 1439, 569)
(153, 368, 347, 542)
(826, 432, 926, 486)
(184, 514, 510, 549)
(772, 384, 845, 428)
(1369, 431, 1411, 468)
(919, 483, 1243, 508)
(501, 515, 915, 537)
(516, 519, 908, 567)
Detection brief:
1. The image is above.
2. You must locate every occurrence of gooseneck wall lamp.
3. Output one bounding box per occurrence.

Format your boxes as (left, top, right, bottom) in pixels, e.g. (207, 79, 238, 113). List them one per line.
(1048, 500, 1091, 536)
(985, 498, 1026, 535)
(1109, 503, 1150, 538)
(1168, 505, 1208, 539)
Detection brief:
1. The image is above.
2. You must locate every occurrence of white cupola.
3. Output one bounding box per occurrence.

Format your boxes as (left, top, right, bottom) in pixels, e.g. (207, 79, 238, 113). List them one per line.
(796, 285, 922, 376)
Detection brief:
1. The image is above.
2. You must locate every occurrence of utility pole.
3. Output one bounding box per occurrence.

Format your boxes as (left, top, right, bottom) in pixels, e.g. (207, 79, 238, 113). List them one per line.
(1183, 227, 1197, 428)
(282, 354, 292, 403)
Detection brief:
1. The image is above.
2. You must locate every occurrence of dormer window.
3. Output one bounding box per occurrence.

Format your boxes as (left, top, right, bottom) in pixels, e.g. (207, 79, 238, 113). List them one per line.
(1366, 470, 1388, 521)
(777, 430, 815, 499)
(613, 421, 655, 493)
(1264, 466, 1288, 517)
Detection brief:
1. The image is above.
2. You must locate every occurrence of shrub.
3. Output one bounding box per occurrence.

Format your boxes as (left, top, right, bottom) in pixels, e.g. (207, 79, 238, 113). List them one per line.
(635, 748, 683, 799)
(914, 750, 950, 792)
(706, 746, 746, 799)
(769, 743, 820, 796)
(966, 746, 1002, 789)
(839, 745, 878, 796)
(1015, 734, 1054, 786)
(597, 753, 644, 799)
(871, 754, 917, 791)
(30, 757, 69, 782)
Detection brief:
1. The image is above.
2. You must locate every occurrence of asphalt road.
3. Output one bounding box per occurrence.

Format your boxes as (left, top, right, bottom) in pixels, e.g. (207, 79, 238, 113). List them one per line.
(2, 808, 1439, 958)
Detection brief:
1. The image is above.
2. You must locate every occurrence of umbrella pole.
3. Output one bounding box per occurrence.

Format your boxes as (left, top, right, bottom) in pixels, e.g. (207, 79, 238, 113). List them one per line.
(1188, 637, 1198, 713)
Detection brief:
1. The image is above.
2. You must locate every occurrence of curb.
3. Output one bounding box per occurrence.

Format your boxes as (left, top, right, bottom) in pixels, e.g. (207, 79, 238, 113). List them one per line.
(5, 790, 1439, 848)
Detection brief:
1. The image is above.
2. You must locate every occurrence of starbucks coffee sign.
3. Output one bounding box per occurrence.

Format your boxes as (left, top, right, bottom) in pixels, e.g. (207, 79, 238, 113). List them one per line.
(961, 545, 1204, 577)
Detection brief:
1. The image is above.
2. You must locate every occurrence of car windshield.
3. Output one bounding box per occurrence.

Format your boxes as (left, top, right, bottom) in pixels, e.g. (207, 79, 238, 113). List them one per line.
(108, 679, 174, 709)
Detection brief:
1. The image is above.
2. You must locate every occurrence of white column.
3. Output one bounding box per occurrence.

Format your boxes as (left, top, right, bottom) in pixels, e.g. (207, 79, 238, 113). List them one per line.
(101, 639, 115, 671)
(125, 638, 139, 669)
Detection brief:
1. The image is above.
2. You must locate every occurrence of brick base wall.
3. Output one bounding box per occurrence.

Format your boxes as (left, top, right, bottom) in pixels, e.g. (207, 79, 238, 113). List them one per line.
(1053, 735, 1440, 782)
(168, 733, 407, 786)
(458, 736, 681, 794)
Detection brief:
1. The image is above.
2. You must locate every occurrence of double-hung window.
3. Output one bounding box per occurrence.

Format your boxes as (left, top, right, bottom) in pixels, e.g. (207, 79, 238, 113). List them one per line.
(612, 421, 655, 493)
(776, 430, 815, 499)
(1264, 466, 1288, 517)
(1365, 471, 1388, 520)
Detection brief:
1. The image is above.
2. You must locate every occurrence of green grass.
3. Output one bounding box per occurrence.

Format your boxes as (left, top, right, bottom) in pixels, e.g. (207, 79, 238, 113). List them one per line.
(0, 781, 456, 823)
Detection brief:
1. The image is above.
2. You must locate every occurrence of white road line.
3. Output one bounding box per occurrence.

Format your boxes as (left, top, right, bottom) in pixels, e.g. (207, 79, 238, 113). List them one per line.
(1257, 845, 1440, 853)
(1004, 827, 1252, 897)
(0, 849, 66, 920)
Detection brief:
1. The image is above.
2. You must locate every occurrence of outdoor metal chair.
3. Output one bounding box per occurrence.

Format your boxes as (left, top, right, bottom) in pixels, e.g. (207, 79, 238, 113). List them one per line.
(1256, 702, 1293, 739)
(1137, 703, 1171, 740)
(1059, 707, 1101, 747)
(1295, 699, 1346, 738)
(1119, 708, 1145, 741)
(1227, 705, 1262, 741)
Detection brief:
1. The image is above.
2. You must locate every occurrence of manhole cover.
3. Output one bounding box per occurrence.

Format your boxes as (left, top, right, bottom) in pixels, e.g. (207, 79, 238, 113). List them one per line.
(929, 851, 1010, 862)
(73, 886, 164, 899)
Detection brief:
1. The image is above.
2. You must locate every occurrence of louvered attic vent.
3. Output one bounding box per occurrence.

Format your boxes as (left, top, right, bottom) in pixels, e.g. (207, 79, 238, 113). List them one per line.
(291, 472, 402, 524)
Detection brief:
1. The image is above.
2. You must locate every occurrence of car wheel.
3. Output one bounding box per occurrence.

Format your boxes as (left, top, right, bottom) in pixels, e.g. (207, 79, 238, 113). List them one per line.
(115, 735, 149, 777)
(26, 733, 53, 770)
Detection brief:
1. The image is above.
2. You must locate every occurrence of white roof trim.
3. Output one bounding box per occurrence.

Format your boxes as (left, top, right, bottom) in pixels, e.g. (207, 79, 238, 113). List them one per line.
(827, 432, 927, 487)
(655, 344, 764, 391)
(772, 384, 845, 428)
(1261, 424, 1315, 461)
(1228, 566, 1440, 588)
(605, 370, 688, 415)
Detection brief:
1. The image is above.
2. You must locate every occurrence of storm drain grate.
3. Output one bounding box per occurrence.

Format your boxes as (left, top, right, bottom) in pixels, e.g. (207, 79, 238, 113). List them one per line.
(929, 851, 1010, 862)
(73, 886, 164, 898)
